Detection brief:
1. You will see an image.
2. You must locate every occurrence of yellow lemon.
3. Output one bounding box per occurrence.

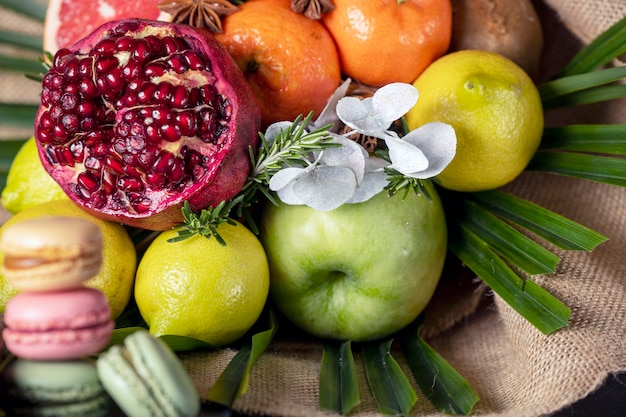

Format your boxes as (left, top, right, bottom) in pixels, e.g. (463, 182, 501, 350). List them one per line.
(135, 222, 270, 347)
(406, 50, 543, 192)
(0, 200, 136, 319)
(1, 137, 68, 214)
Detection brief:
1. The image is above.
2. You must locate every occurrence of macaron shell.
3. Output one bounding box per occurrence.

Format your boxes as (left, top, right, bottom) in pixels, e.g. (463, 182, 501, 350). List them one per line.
(3, 287, 113, 360)
(97, 330, 199, 417)
(0, 358, 109, 417)
(0, 216, 103, 291)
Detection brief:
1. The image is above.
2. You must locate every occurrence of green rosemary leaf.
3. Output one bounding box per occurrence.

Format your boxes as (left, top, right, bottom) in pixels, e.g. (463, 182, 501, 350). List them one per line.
(541, 84, 626, 110)
(399, 317, 478, 415)
(207, 310, 278, 406)
(460, 200, 560, 275)
(448, 224, 570, 335)
(558, 15, 626, 77)
(319, 341, 360, 415)
(538, 65, 626, 102)
(0, 102, 38, 127)
(0, 30, 42, 51)
(0, 0, 47, 21)
(540, 124, 626, 154)
(528, 151, 626, 187)
(0, 55, 46, 75)
(107, 327, 146, 347)
(470, 190, 608, 251)
(362, 339, 418, 416)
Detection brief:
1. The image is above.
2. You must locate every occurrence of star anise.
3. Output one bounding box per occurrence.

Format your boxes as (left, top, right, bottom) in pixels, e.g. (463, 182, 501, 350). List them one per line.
(158, 0, 238, 33)
(291, 0, 335, 20)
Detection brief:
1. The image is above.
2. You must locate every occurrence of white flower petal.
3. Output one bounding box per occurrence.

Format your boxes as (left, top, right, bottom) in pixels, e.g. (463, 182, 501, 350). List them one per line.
(292, 166, 357, 211)
(264, 121, 295, 144)
(268, 167, 307, 191)
(347, 171, 389, 204)
(311, 78, 352, 131)
(364, 155, 391, 173)
(320, 136, 366, 183)
(372, 83, 419, 123)
(402, 122, 457, 178)
(385, 136, 429, 175)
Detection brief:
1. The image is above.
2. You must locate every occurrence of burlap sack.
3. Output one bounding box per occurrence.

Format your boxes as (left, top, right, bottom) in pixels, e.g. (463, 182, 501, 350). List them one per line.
(0, 1, 624, 416)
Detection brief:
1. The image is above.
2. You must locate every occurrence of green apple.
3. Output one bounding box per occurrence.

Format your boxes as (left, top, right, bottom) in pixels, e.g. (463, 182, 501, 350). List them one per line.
(259, 183, 448, 342)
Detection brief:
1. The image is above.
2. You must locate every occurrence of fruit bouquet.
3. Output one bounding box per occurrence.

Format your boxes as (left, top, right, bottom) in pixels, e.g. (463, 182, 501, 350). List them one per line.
(0, 0, 625, 416)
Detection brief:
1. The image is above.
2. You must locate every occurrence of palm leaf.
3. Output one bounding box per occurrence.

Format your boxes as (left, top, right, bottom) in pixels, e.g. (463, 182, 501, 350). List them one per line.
(319, 341, 360, 415)
(0, 30, 42, 50)
(539, 124, 626, 154)
(0, 0, 47, 21)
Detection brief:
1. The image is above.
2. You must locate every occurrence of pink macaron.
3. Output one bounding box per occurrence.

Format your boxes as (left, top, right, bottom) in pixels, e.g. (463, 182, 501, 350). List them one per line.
(3, 287, 114, 360)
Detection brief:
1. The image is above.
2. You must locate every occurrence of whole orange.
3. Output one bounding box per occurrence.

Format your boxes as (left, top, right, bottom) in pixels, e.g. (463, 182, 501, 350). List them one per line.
(322, 0, 453, 87)
(214, 0, 342, 128)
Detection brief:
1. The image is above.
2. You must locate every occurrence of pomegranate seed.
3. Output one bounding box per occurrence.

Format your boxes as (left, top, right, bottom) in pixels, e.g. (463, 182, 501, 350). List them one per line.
(78, 78, 98, 96)
(199, 85, 216, 103)
(144, 35, 164, 54)
(171, 86, 189, 108)
(61, 92, 78, 110)
(167, 53, 188, 74)
(92, 39, 116, 56)
(132, 39, 151, 62)
(127, 136, 145, 151)
(127, 79, 143, 92)
(81, 117, 97, 130)
(122, 59, 142, 79)
(39, 113, 54, 129)
(77, 171, 100, 193)
(151, 107, 173, 122)
(162, 37, 180, 55)
(57, 147, 75, 166)
(153, 82, 172, 103)
(105, 68, 125, 91)
(84, 156, 102, 170)
(176, 112, 196, 136)
(51, 124, 68, 141)
(124, 164, 143, 178)
(118, 177, 143, 192)
(53, 49, 73, 70)
(146, 172, 165, 187)
(145, 124, 161, 142)
(161, 123, 181, 142)
(115, 36, 136, 52)
(49, 105, 63, 120)
(61, 114, 79, 132)
(137, 84, 157, 104)
(152, 152, 175, 173)
(188, 88, 201, 106)
(70, 141, 85, 162)
(184, 51, 206, 70)
(95, 56, 119, 74)
(64, 59, 79, 80)
(90, 190, 108, 209)
(64, 83, 79, 94)
(144, 62, 167, 78)
(138, 148, 159, 167)
(220, 97, 233, 119)
(105, 155, 125, 174)
(131, 197, 152, 214)
(77, 58, 92, 77)
(90, 140, 108, 155)
(102, 171, 116, 194)
(77, 101, 96, 117)
(44, 72, 65, 89)
(170, 160, 185, 182)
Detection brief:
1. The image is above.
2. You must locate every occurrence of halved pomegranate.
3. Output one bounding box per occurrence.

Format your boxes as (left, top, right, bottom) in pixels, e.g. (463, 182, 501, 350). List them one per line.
(35, 19, 261, 230)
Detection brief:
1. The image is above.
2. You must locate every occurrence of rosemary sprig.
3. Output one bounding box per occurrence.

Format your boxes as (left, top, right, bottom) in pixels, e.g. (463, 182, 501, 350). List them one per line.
(170, 113, 337, 243)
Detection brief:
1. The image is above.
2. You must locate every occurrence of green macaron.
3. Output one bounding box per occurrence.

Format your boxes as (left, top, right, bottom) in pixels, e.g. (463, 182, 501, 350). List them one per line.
(0, 357, 109, 417)
(96, 329, 200, 417)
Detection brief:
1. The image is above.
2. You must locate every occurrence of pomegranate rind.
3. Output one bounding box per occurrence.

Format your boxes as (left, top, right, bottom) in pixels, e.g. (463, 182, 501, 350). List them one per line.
(34, 19, 261, 231)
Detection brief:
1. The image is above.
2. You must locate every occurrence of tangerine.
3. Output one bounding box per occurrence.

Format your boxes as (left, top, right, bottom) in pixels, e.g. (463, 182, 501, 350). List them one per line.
(321, 0, 453, 87)
(214, 0, 342, 127)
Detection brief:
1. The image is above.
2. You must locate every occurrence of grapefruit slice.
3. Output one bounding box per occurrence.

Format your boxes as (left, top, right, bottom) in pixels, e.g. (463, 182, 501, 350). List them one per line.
(43, 0, 171, 53)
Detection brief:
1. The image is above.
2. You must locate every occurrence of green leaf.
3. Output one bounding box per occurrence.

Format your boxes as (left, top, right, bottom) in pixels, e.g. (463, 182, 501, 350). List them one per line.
(0, 102, 38, 128)
(206, 310, 278, 407)
(558, 15, 626, 76)
(158, 335, 217, 352)
(540, 124, 626, 154)
(541, 84, 626, 110)
(0, 139, 25, 189)
(108, 327, 146, 347)
(470, 190, 607, 251)
(0, 54, 46, 75)
(0, 0, 47, 21)
(361, 339, 418, 416)
(399, 317, 478, 415)
(448, 224, 571, 335)
(539, 65, 626, 103)
(529, 151, 626, 187)
(0, 30, 42, 51)
(319, 341, 360, 415)
(460, 199, 560, 275)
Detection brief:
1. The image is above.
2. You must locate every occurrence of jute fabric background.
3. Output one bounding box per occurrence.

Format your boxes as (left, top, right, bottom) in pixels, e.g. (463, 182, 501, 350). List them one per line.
(0, 1, 624, 416)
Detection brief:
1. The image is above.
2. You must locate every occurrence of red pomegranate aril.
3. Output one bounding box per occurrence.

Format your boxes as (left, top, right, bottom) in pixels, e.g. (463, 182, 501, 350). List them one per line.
(91, 39, 116, 56)
(161, 123, 181, 142)
(132, 39, 152, 63)
(95, 56, 119, 74)
(143, 62, 167, 78)
(34, 19, 261, 229)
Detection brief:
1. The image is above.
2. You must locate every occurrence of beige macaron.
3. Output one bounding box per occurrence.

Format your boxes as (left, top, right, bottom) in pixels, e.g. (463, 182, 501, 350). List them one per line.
(0, 216, 103, 292)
